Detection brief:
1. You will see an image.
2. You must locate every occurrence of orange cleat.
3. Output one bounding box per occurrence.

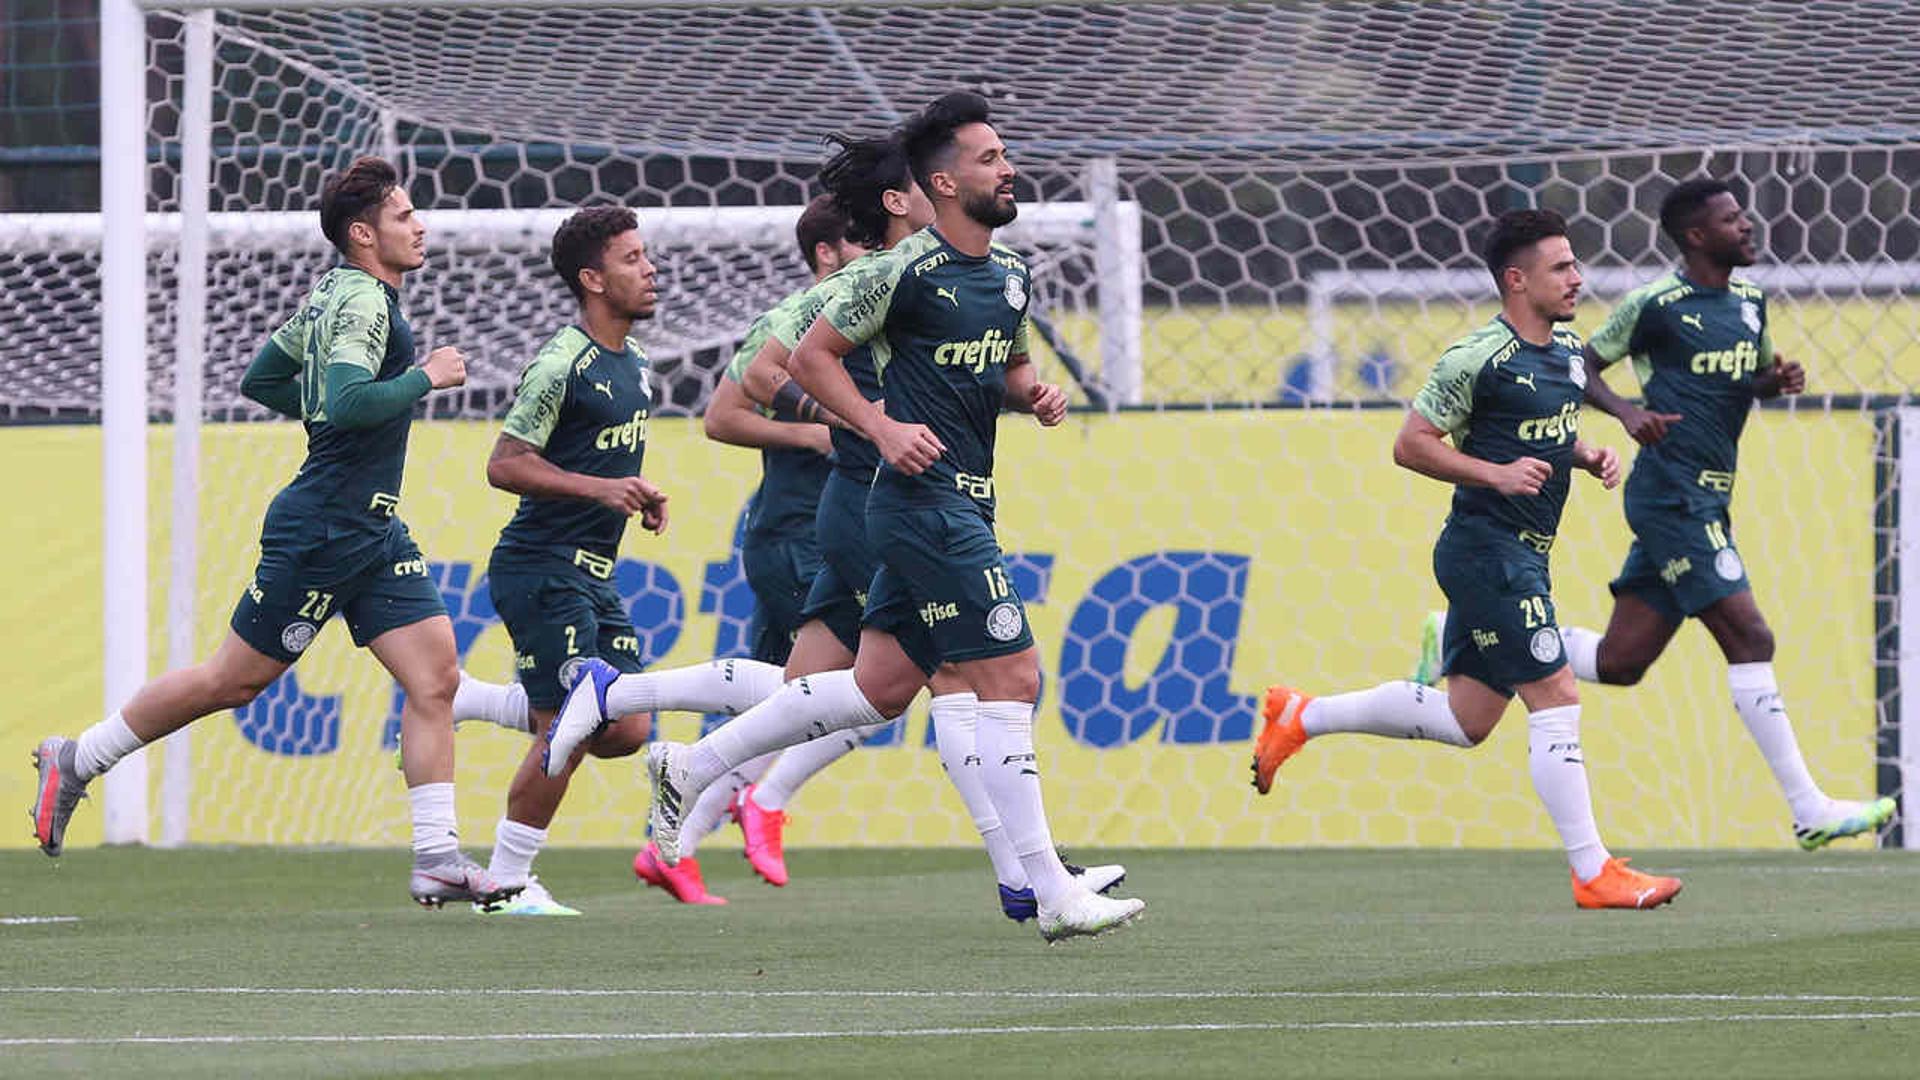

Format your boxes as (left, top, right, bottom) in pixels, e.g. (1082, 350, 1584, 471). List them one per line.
(632, 842, 727, 906)
(1250, 685, 1313, 795)
(1571, 857, 1682, 910)
(731, 785, 790, 886)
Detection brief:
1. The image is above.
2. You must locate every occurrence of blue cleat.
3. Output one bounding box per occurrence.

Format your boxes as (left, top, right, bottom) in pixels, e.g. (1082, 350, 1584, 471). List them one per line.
(543, 658, 620, 778)
(999, 884, 1039, 922)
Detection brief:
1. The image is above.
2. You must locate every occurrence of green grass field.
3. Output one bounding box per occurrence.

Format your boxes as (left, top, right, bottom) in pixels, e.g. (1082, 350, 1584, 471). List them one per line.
(3, 847, 1918, 1078)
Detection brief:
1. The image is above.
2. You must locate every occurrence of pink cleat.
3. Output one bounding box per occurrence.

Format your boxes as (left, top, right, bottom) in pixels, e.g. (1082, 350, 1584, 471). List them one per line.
(632, 842, 726, 906)
(732, 785, 790, 886)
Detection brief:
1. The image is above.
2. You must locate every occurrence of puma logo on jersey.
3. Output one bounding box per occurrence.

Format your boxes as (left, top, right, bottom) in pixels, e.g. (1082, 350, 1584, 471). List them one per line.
(592, 380, 613, 399)
(935, 286, 959, 308)
(1514, 372, 1537, 391)
(1681, 313, 1704, 331)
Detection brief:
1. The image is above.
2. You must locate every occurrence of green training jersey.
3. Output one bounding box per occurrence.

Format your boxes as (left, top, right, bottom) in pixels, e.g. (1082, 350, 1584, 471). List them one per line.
(769, 252, 891, 481)
(726, 292, 831, 543)
(492, 325, 653, 575)
(1412, 317, 1588, 549)
(260, 266, 419, 575)
(1586, 271, 1774, 511)
(820, 228, 1032, 520)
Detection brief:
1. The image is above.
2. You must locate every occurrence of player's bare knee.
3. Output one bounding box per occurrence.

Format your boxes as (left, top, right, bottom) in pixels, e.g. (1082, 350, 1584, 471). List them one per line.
(406, 664, 461, 708)
(588, 713, 651, 759)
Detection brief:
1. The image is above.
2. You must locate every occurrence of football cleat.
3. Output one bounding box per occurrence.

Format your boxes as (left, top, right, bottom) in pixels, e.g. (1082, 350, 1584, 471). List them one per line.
(1037, 890, 1146, 942)
(999, 884, 1040, 922)
(1410, 611, 1446, 687)
(29, 737, 88, 858)
(1794, 797, 1897, 851)
(475, 875, 580, 916)
(645, 742, 689, 865)
(732, 785, 789, 886)
(410, 851, 524, 911)
(1571, 857, 1682, 910)
(1250, 685, 1313, 795)
(633, 842, 726, 905)
(544, 658, 620, 778)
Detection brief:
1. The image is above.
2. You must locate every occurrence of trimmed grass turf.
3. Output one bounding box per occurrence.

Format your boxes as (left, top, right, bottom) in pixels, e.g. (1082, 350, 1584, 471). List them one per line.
(2, 847, 1918, 1078)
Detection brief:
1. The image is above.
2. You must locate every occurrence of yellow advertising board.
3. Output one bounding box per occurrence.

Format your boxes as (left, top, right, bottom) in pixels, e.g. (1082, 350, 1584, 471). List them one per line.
(0, 408, 1876, 850)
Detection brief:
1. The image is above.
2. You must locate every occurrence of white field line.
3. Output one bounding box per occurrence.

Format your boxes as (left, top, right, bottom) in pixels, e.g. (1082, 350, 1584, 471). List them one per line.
(0, 916, 79, 925)
(3, 1012, 1920, 1047)
(4, 986, 1920, 1005)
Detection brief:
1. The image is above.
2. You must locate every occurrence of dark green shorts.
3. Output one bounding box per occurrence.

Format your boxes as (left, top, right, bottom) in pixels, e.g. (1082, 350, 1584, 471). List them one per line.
(799, 470, 880, 654)
(862, 505, 1034, 676)
(1433, 523, 1565, 697)
(742, 531, 822, 667)
(230, 518, 447, 664)
(1611, 498, 1749, 622)
(488, 556, 644, 710)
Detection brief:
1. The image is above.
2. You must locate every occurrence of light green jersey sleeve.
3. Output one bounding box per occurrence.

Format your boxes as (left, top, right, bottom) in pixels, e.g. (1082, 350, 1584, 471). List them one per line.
(1014, 315, 1033, 358)
(821, 248, 908, 346)
(726, 313, 775, 384)
(769, 285, 834, 351)
(1411, 341, 1492, 437)
(501, 348, 572, 449)
(1586, 280, 1661, 367)
(323, 283, 392, 375)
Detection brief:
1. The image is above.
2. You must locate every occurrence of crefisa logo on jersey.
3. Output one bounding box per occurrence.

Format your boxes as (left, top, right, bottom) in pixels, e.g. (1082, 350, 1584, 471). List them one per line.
(1529, 627, 1561, 664)
(1741, 301, 1761, 335)
(986, 601, 1025, 642)
(1715, 546, 1745, 581)
(1004, 275, 1028, 311)
(281, 621, 318, 655)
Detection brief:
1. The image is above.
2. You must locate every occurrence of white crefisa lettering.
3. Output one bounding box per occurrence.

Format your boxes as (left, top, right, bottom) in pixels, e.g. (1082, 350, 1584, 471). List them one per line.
(393, 556, 427, 577)
(933, 328, 1014, 374)
(1689, 339, 1761, 380)
(596, 409, 649, 452)
(1516, 400, 1581, 444)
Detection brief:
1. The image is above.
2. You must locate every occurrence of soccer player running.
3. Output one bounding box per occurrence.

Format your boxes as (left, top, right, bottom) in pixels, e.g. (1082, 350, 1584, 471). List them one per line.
(631, 91, 1145, 940)
(633, 194, 865, 903)
(1252, 209, 1684, 910)
(1551, 178, 1892, 848)
(28, 157, 518, 909)
(451, 205, 670, 916)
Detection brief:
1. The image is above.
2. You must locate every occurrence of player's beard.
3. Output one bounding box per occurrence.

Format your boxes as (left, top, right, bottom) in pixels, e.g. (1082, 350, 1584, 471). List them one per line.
(961, 188, 1018, 228)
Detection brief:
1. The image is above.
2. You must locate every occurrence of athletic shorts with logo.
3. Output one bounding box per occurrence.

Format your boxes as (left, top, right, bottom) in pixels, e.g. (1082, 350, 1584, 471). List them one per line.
(230, 517, 447, 664)
(799, 469, 881, 653)
(1610, 496, 1750, 622)
(487, 553, 644, 710)
(862, 504, 1033, 675)
(742, 531, 822, 667)
(1433, 519, 1566, 696)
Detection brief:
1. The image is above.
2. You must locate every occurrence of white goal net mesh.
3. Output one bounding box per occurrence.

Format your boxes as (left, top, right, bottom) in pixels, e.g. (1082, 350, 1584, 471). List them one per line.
(6, 0, 1916, 852)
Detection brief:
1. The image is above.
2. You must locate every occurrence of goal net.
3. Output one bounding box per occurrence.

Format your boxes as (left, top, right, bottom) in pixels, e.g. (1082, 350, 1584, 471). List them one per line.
(9, 0, 1917, 852)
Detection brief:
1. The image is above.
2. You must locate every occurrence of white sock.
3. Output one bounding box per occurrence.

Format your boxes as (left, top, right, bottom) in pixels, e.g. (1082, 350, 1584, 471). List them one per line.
(453, 672, 530, 733)
(975, 700, 1077, 909)
(1526, 705, 1610, 882)
(929, 692, 1028, 888)
(1727, 662, 1828, 822)
(679, 670, 884, 793)
(1559, 627, 1602, 683)
(606, 658, 785, 718)
(408, 782, 460, 858)
(488, 817, 546, 886)
(680, 752, 775, 858)
(73, 711, 146, 782)
(752, 722, 883, 811)
(1300, 682, 1473, 746)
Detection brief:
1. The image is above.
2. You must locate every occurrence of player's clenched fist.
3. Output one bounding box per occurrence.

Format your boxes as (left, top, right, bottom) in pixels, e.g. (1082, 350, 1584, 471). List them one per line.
(595, 475, 658, 516)
(1576, 442, 1622, 489)
(422, 345, 467, 389)
(1029, 382, 1068, 426)
(874, 417, 946, 476)
(1490, 456, 1552, 496)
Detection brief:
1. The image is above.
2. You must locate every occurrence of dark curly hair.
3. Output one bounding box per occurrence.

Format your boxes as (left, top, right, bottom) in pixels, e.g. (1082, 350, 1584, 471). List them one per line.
(319, 156, 400, 255)
(551, 204, 639, 301)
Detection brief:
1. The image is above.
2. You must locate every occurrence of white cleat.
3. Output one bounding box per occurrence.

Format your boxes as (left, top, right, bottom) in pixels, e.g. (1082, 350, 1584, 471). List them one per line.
(475, 875, 580, 916)
(646, 741, 690, 865)
(1037, 889, 1146, 943)
(1076, 863, 1127, 895)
